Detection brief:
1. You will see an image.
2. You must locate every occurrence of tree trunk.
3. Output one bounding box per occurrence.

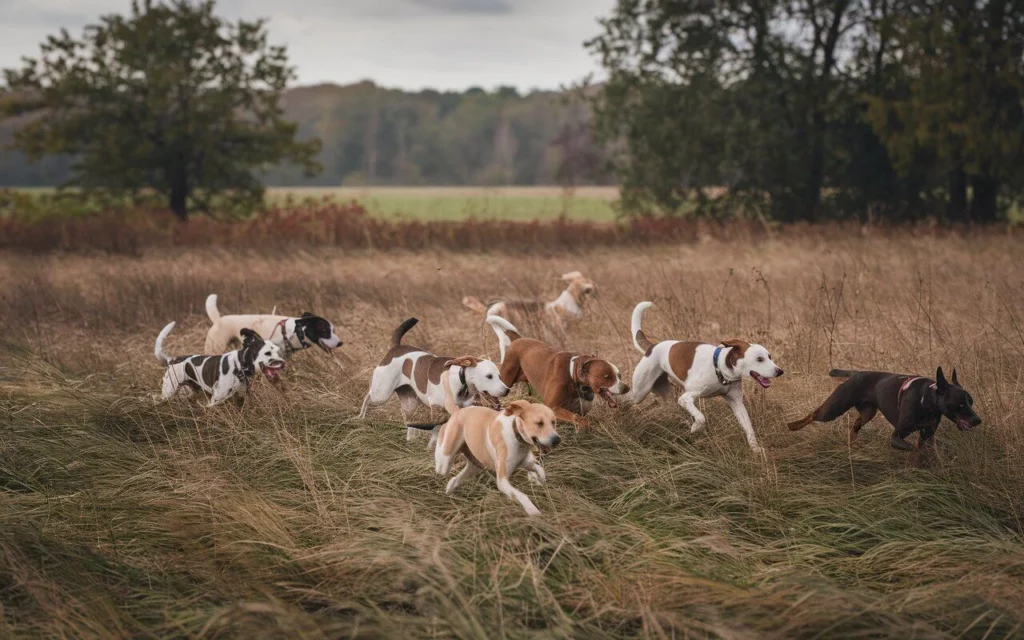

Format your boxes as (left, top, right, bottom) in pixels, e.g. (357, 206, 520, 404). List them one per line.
(169, 178, 189, 221)
(969, 174, 998, 223)
(948, 165, 967, 222)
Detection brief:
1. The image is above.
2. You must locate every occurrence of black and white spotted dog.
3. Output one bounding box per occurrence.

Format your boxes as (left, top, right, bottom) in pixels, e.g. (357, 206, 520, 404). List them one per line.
(204, 294, 342, 357)
(155, 321, 286, 406)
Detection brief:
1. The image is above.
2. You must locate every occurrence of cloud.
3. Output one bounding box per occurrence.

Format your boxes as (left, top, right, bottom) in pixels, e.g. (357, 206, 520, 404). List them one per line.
(405, 0, 514, 15)
(0, 0, 614, 91)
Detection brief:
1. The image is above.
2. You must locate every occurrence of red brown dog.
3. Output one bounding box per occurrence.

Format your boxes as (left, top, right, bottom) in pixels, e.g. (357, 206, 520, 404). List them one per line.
(487, 316, 628, 428)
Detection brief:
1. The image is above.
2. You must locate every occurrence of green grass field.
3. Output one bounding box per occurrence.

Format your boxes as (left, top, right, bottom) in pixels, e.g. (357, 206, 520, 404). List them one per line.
(8, 186, 622, 221)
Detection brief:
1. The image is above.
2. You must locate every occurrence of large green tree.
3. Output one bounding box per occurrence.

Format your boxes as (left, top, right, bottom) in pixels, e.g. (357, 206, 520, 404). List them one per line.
(2, 0, 321, 219)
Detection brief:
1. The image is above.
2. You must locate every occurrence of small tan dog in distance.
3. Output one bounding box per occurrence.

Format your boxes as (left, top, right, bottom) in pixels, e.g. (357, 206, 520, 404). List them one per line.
(434, 400, 561, 516)
(462, 270, 597, 334)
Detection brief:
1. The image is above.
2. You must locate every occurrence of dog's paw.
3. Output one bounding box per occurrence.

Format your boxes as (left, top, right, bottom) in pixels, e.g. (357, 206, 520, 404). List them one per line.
(749, 443, 766, 456)
(689, 419, 706, 433)
(524, 505, 542, 516)
(528, 469, 546, 485)
(575, 417, 591, 430)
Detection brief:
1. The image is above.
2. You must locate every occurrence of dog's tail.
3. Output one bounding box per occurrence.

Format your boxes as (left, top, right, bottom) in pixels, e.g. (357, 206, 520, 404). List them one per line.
(205, 294, 221, 323)
(486, 315, 521, 363)
(829, 369, 858, 378)
(392, 317, 418, 346)
(631, 301, 655, 354)
(154, 321, 176, 365)
(462, 296, 489, 314)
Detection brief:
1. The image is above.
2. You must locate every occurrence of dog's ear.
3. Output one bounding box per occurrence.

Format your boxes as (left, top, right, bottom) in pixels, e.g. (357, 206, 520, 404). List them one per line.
(561, 271, 584, 281)
(301, 312, 314, 318)
(240, 328, 262, 344)
(721, 340, 749, 369)
(936, 366, 949, 391)
(951, 368, 959, 386)
(444, 356, 482, 369)
(503, 400, 528, 417)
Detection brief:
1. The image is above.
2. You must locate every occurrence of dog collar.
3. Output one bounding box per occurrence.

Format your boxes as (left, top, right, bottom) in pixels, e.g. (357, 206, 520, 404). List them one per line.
(898, 376, 934, 408)
(456, 367, 469, 400)
(713, 346, 738, 385)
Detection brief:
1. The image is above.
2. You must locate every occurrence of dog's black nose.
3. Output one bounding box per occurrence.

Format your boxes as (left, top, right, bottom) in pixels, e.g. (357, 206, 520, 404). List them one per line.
(776, 368, 785, 377)
(551, 435, 562, 447)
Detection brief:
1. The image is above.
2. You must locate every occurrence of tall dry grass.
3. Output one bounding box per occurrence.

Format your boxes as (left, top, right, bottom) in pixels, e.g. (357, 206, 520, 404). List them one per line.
(2, 234, 1023, 638)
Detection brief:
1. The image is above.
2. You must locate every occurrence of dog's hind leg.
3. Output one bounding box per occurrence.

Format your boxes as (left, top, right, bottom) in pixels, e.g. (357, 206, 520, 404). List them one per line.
(629, 357, 663, 406)
(787, 380, 862, 431)
(848, 404, 877, 442)
(357, 391, 372, 419)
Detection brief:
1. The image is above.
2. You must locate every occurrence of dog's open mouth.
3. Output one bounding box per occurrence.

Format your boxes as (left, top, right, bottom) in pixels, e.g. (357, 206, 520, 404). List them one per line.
(599, 388, 618, 408)
(481, 392, 501, 410)
(750, 372, 772, 389)
(261, 362, 285, 382)
(955, 418, 977, 431)
(533, 437, 555, 454)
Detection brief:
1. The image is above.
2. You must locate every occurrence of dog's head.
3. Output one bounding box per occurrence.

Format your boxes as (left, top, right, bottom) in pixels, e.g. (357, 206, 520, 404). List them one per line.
(504, 400, 560, 454)
(935, 367, 982, 430)
(574, 356, 629, 408)
(296, 312, 342, 352)
(561, 271, 597, 301)
(723, 340, 784, 389)
(240, 328, 286, 382)
(444, 356, 510, 408)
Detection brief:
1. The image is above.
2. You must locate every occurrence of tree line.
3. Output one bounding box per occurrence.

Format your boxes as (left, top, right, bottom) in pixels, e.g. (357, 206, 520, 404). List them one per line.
(2, 0, 1021, 222)
(587, 0, 1024, 222)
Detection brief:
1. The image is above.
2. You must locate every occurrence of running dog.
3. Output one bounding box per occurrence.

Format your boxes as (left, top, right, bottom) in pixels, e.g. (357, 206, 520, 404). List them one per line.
(486, 316, 628, 429)
(463, 271, 597, 334)
(155, 321, 285, 407)
(358, 317, 510, 441)
(786, 368, 981, 451)
(204, 294, 341, 356)
(434, 400, 560, 516)
(628, 301, 784, 453)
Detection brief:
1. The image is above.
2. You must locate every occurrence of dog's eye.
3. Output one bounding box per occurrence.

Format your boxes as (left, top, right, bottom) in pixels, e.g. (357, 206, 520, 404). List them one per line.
(757, 357, 765, 363)
(486, 374, 493, 379)
(536, 420, 544, 427)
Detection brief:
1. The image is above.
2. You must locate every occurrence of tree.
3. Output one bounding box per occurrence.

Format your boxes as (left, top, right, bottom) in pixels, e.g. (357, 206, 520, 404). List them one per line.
(864, 0, 1024, 222)
(2, 0, 321, 219)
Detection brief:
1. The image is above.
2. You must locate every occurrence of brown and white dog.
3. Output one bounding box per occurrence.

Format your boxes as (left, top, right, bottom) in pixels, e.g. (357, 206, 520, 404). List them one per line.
(486, 316, 628, 429)
(358, 318, 510, 442)
(155, 321, 285, 407)
(204, 294, 342, 356)
(463, 271, 597, 334)
(434, 400, 560, 516)
(628, 302, 784, 453)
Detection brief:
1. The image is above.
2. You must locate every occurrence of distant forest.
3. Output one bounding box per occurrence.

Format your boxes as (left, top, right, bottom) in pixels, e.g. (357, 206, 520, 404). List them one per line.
(0, 81, 611, 188)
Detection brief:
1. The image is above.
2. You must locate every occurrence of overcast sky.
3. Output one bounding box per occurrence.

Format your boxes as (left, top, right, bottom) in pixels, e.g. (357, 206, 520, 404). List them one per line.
(0, 0, 615, 92)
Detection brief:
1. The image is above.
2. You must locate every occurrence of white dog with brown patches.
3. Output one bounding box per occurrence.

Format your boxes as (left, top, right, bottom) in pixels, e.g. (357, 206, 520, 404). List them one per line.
(628, 301, 784, 453)
(434, 400, 560, 516)
(462, 271, 597, 333)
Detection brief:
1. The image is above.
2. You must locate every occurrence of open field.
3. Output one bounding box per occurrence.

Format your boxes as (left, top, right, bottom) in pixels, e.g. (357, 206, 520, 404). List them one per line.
(2, 236, 1024, 638)
(6, 186, 622, 221)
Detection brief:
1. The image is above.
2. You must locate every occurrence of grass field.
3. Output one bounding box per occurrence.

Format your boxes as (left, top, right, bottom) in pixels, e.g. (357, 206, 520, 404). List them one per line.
(2, 236, 1024, 638)
(8, 186, 622, 221)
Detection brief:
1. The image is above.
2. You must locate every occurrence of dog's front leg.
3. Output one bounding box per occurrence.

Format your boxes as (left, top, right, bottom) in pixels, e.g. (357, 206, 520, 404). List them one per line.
(446, 461, 482, 494)
(723, 388, 763, 454)
(552, 407, 589, 429)
(679, 391, 707, 432)
(522, 453, 546, 485)
(495, 457, 540, 516)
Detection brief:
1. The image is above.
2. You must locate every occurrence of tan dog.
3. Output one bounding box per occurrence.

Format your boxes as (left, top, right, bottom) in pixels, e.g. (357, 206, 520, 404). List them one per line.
(487, 316, 628, 428)
(434, 400, 560, 516)
(462, 271, 597, 335)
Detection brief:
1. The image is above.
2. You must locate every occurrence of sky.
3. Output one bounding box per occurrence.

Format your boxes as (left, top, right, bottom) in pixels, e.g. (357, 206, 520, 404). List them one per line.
(0, 0, 616, 92)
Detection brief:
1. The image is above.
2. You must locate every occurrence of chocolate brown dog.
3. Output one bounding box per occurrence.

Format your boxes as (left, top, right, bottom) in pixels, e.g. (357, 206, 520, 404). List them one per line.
(787, 367, 981, 450)
(487, 316, 628, 428)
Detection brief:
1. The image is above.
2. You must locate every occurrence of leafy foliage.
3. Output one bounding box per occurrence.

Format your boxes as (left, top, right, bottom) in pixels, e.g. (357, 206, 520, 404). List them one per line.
(588, 0, 1024, 222)
(2, 0, 321, 219)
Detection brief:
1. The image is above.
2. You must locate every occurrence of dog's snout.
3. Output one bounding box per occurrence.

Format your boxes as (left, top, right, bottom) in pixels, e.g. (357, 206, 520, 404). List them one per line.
(551, 434, 562, 447)
(775, 367, 784, 377)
